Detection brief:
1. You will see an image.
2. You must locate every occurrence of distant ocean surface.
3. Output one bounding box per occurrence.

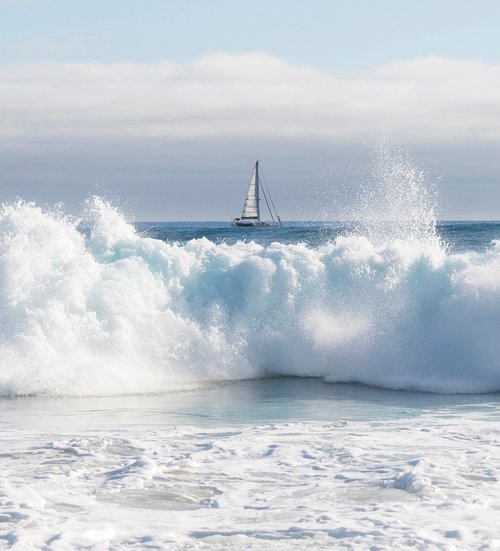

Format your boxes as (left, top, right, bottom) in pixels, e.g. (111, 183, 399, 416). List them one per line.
(136, 219, 500, 253)
(2, 188, 500, 547)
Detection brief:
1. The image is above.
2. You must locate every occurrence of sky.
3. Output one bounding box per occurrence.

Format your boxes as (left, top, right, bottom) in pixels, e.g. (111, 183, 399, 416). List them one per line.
(1, 0, 500, 220)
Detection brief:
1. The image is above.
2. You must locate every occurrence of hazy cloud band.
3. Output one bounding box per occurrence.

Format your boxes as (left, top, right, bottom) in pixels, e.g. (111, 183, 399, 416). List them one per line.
(2, 53, 500, 145)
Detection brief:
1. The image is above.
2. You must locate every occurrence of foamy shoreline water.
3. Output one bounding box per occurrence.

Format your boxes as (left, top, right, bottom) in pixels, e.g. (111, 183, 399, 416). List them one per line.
(2, 379, 500, 550)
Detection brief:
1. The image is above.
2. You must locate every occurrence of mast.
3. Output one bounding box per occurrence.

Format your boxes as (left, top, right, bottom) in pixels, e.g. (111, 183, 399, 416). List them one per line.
(255, 160, 260, 222)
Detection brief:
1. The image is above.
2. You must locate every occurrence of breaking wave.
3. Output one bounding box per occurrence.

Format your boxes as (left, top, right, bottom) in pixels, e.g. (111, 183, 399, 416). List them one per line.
(0, 193, 499, 396)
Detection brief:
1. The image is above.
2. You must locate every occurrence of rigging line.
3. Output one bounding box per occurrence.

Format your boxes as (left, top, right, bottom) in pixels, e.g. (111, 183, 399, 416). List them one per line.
(262, 179, 279, 224)
(260, 178, 275, 222)
(260, 168, 279, 219)
(259, 167, 282, 224)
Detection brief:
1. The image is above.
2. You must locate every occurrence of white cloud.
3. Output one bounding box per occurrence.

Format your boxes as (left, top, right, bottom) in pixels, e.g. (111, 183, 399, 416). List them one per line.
(1, 53, 500, 145)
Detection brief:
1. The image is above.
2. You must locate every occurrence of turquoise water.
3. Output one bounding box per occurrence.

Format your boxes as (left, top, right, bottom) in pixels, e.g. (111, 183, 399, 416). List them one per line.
(3, 378, 500, 433)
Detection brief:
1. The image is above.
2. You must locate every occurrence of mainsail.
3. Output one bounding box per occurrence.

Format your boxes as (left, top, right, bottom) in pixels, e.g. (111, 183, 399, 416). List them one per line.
(241, 161, 260, 221)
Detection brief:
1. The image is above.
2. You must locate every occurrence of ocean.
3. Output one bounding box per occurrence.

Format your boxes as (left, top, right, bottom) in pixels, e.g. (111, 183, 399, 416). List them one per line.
(2, 191, 500, 548)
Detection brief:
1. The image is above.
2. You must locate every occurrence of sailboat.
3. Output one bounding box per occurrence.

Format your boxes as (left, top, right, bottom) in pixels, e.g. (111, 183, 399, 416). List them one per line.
(232, 161, 282, 227)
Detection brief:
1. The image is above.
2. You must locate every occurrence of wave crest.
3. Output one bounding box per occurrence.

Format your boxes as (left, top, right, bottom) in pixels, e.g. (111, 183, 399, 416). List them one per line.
(0, 197, 499, 395)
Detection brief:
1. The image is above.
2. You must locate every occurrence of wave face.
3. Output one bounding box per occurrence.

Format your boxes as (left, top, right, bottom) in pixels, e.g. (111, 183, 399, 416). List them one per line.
(0, 194, 500, 396)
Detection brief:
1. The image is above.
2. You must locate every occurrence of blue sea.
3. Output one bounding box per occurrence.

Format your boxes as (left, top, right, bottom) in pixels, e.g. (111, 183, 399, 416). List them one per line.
(2, 192, 500, 548)
(136, 219, 500, 253)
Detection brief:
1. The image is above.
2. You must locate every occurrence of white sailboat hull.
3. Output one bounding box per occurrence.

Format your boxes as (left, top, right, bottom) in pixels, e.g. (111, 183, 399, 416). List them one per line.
(232, 219, 275, 227)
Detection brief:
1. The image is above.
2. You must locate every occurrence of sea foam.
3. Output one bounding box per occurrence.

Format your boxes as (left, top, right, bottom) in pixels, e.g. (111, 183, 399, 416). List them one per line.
(0, 194, 499, 395)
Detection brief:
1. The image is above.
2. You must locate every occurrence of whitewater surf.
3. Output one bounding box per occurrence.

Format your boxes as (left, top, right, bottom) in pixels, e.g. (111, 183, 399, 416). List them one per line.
(1, 192, 500, 395)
